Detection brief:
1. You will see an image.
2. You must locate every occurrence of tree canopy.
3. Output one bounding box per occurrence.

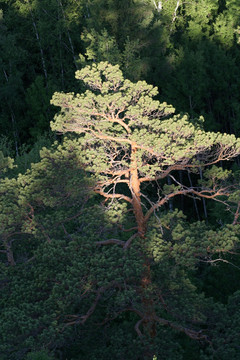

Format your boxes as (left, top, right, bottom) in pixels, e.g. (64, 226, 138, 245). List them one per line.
(51, 61, 240, 237)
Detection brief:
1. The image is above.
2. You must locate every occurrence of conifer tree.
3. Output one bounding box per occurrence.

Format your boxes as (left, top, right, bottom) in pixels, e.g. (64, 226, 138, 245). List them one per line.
(51, 62, 240, 237)
(51, 61, 240, 347)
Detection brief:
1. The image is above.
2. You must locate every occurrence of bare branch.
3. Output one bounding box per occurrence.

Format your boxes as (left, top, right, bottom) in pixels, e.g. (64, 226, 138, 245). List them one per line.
(117, 225, 138, 232)
(123, 233, 138, 249)
(200, 258, 240, 270)
(65, 281, 122, 326)
(94, 188, 132, 204)
(145, 185, 233, 223)
(233, 201, 240, 225)
(144, 189, 192, 222)
(125, 307, 210, 343)
(95, 239, 125, 246)
(135, 318, 144, 337)
(153, 315, 209, 342)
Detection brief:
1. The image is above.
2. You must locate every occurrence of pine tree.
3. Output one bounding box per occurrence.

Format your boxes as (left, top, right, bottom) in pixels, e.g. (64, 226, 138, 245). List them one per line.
(51, 61, 240, 351)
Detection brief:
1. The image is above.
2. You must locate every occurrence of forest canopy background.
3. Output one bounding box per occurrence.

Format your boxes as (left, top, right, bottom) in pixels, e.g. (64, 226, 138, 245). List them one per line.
(1, 1, 240, 359)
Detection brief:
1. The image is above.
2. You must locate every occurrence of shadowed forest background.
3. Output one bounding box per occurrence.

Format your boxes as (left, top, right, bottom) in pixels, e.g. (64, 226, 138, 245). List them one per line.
(1, 1, 240, 359)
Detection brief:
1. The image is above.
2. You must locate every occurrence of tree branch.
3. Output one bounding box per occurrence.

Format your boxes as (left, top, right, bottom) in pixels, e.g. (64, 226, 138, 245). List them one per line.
(144, 189, 192, 222)
(123, 233, 138, 249)
(65, 281, 122, 326)
(200, 258, 240, 270)
(94, 188, 132, 203)
(135, 318, 144, 337)
(145, 186, 232, 222)
(95, 239, 125, 246)
(233, 201, 240, 225)
(153, 315, 209, 342)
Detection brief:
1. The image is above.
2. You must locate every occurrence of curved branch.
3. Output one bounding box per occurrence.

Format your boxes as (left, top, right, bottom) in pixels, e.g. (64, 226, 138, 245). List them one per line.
(112, 307, 210, 343)
(95, 239, 125, 246)
(65, 281, 122, 327)
(144, 189, 192, 222)
(85, 111, 131, 135)
(155, 316, 209, 342)
(123, 233, 138, 249)
(95, 233, 138, 249)
(111, 116, 131, 135)
(94, 188, 132, 203)
(135, 318, 144, 337)
(145, 186, 232, 222)
(72, 125, 134, 146)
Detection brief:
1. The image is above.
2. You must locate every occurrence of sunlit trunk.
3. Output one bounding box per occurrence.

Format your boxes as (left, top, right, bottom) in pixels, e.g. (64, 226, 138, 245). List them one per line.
(130, 146, 156, 356)
(130, 146, 146, 237)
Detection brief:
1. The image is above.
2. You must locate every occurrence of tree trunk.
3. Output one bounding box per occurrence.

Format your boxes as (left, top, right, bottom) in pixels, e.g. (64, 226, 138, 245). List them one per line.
(130, 146, 146, 237)
(130, 146, 156, 355)
(3, 237, 16, 266)
(3, 69, 20, 155)
(27, 1, 48, 81)
(58, 0, 77, 69)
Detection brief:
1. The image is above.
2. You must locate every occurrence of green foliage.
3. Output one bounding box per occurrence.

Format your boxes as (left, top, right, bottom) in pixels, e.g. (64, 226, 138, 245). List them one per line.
(79, 28, 122, 65)
(78, 29, 145, 81)
(2, 0, 240, 143)
(13, 134, 54, 175)
(0, 123, 239, 359)
(1, 1, 240, 359)
(51, 61, 240, 189)
(49, 61, 240, 359)
(25, 76, 57, 140)
(0, 151, 14, 176)
(26, 350, 54, 360)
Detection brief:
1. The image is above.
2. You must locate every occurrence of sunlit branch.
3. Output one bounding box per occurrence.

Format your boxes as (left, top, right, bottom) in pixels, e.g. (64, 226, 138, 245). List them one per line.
(66, 125, 134, 147)
(144, 189, 193, 222)
(200, 258, 240, 270)
(94, 188, 132, 203)
(144, 186, 231, 222)
(139, 147, 240, 183)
